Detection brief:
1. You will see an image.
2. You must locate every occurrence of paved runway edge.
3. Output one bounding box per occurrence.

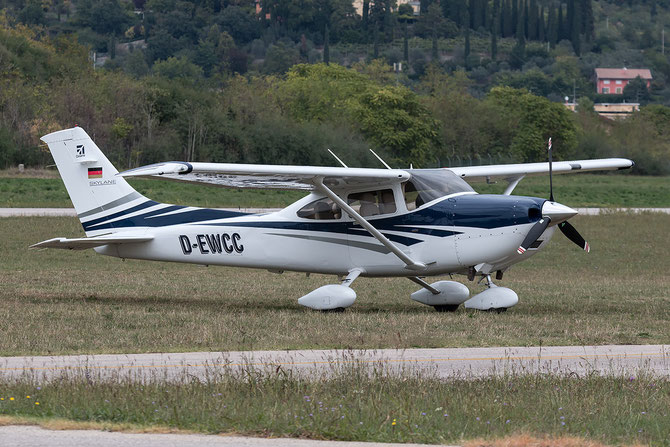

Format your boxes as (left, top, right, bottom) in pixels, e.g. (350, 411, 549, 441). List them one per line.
(1, 345, 668, 382)
(0, 426, 456, 447)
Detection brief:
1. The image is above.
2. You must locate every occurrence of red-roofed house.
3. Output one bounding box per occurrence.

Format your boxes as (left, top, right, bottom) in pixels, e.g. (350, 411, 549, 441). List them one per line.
(595, 68, 652, 94)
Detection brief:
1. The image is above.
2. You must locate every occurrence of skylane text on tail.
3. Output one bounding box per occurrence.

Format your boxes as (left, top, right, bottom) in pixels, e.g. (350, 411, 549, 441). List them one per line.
(33, 127, 634, 312)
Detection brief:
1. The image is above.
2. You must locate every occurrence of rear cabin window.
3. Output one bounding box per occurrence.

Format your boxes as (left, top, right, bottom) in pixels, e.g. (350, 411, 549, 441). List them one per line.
(347, 189, 396, 217)
(297, 197, 342, 220)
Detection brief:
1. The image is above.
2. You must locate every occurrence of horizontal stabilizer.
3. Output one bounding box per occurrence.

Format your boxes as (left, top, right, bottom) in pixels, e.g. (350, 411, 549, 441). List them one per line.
(31, 235, 153, 250)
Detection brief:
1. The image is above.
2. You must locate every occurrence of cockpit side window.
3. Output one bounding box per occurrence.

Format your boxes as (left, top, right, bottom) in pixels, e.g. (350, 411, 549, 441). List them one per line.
(297, 197, 342, 220)
(347, 189, 397, 217)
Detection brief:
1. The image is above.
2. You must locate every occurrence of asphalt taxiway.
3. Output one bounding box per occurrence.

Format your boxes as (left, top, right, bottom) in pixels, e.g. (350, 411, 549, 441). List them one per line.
(1, 345, 668, 382)
(0, 426, 455, 447)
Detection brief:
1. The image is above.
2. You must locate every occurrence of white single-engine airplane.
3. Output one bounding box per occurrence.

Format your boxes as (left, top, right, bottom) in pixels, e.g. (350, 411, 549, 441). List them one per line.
(33, 127, 634, 312)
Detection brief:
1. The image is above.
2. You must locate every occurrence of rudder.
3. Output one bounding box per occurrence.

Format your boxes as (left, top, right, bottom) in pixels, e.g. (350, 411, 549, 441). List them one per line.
(41, 127, 147, 235)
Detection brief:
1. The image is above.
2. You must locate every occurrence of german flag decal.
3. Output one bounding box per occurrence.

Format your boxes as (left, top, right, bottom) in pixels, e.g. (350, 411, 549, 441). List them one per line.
(88, 167, 103, 179)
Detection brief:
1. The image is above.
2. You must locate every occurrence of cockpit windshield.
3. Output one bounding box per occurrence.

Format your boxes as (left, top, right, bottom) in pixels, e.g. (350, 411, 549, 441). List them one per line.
(403, 169, 474, 210)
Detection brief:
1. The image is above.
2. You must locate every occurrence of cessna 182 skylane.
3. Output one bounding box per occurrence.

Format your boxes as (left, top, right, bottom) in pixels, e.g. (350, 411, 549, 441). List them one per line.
(33, 127, 634, 312)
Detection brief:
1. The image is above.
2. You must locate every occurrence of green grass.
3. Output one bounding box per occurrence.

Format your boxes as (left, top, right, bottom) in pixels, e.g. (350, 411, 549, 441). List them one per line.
(0, 213, 669, 356)
(474, 173, 670, 207)
(0, 176, 306, 208)
(0, 366, 668, 445)
(1, 172, 668, 208)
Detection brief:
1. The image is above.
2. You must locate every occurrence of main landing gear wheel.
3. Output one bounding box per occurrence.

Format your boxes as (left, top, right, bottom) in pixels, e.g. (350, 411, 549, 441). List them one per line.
(433, 304, 460, 312)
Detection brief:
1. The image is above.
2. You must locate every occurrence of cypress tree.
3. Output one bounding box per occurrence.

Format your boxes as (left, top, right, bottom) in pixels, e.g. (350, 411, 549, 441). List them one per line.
(500, 0, 507, 37)
(324, 25, 330, 64)
(383, 0, 393, 42)
(516, 3, 525, 42)
(470, 0, 477, 29)
(548, 5, 558, 46)
(567, 0, 575, 40)
(512, 0, 518, 37)
(558, 3, 565, 41)
(492, 0, 500, 33)
(511, 4, 526, 68)
(582, 0, 595, 42)
(459, 0, 468, 27)
(362, 0, 370, 32)
(524, 0, 529, 39)
(373, 23, 379, 58)
(483, 0, 490, 31)
(538, 5, 545, 42)
(464, 10, 471, 68)
(403, 22, 409, 62)
(572, 0, 582, 55)
(528, 0, 538, 40)
(491, 6, 499, 60)
(441, 0, 450, 24)
(446, 0, 462, 26)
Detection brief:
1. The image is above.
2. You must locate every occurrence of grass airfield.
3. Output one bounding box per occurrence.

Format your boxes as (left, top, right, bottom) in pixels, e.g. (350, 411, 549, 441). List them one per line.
(0, 213, 668, 355)
(1, 175, 670, 445)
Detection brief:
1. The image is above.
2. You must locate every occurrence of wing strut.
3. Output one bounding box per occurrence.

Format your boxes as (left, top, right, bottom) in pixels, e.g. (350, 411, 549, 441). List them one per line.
(314, 178, 427, 271)
(503, 175, 525, 195)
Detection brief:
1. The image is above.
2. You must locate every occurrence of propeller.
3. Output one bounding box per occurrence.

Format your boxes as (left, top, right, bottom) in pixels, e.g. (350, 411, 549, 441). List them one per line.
(517, 138, 590, 254)
(558, 221, 590, 253)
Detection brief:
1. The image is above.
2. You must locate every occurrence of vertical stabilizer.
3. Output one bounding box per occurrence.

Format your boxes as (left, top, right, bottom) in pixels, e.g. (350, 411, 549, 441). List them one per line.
(40, 127, 148, 235)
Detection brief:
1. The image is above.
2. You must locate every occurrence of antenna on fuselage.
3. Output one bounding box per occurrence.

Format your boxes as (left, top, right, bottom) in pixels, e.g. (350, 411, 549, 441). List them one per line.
(548, 137, 554, 202)
(327, 149, 348, 168)
(369, 149, 392, 169)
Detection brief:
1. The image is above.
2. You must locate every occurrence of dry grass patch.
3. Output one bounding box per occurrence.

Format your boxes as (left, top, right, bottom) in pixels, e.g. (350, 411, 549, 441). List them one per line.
(464, 434, 640, 447)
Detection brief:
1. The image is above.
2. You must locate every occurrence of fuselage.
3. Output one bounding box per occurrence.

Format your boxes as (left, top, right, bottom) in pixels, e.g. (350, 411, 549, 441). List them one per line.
(94, 191, 551, 278)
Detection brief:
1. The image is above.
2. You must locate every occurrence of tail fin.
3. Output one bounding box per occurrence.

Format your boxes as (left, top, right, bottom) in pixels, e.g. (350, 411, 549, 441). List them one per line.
(41, 127, 148, 235)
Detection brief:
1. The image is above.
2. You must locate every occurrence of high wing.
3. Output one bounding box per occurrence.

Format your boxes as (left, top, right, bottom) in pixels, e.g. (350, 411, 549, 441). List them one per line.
(119, 162, 410, 190)
(446, 158, 633, 183)
(31, 235, 153, 250)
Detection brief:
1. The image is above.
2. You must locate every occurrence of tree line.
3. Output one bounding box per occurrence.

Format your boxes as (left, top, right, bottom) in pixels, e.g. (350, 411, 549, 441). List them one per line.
(1, 23, 668, 176)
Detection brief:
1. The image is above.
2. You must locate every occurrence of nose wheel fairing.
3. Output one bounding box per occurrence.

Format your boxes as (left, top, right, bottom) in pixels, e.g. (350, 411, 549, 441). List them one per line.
(464, 275, 518, 311)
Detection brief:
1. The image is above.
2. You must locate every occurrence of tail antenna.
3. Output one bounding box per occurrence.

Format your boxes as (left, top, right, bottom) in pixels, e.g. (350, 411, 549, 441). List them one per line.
(548, 137, 554, 202)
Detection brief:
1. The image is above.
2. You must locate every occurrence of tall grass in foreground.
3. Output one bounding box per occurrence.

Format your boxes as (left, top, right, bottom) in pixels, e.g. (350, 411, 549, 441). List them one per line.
(0, 362, 668, 445)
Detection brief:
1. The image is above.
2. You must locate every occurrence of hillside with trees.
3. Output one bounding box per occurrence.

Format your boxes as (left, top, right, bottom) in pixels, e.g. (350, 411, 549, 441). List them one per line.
(0, 0, 669, 174)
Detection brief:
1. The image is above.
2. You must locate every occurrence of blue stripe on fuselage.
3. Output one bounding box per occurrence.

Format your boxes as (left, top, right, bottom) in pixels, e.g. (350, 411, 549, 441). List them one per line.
(198, 195, 546, 246)
(81, 194, 546, 244)
(81, 201, 249, 232)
